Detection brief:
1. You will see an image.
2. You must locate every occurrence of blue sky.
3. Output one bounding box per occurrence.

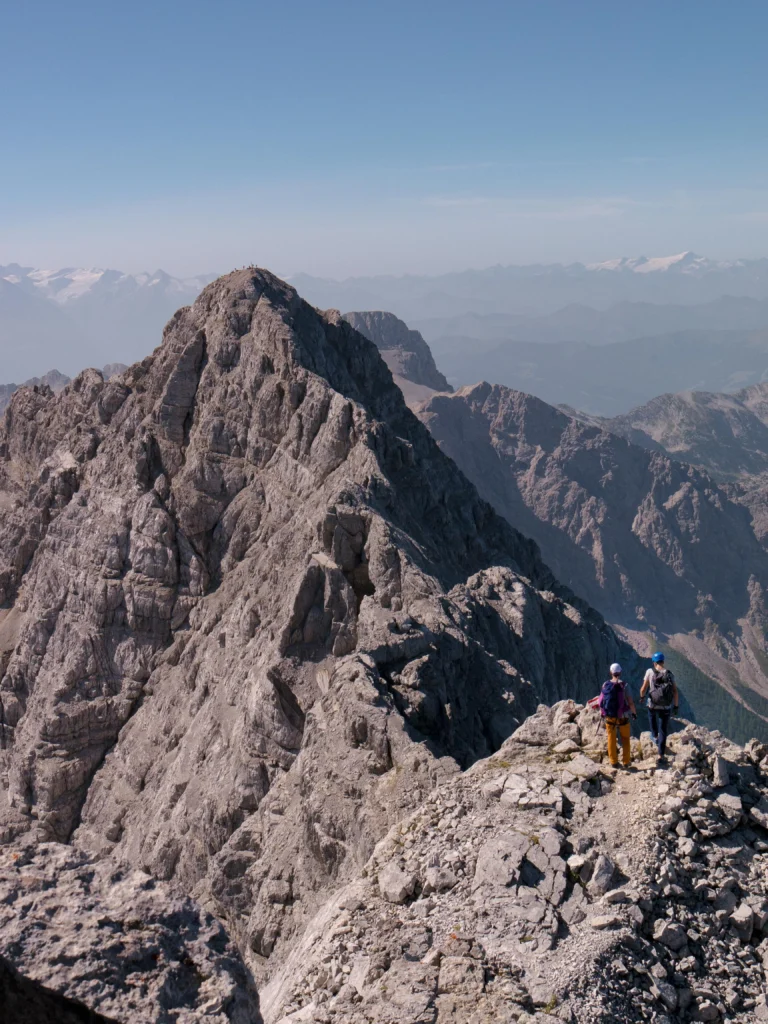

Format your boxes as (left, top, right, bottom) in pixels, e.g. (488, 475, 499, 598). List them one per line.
(2, 0, 767, 276)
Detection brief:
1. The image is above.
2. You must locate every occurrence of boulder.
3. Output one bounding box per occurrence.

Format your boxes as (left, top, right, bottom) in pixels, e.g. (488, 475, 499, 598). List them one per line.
(378, 863, 417, 904)
(590, 914, 622, 930)
(437, 956, 484, 997)
(587, 854, 616, 896)
(653, 919, 688, 951)
(473, 834, 528, 890)
(568, 754, 601, 780)
(731, 902, 754, 941)
(510, 707, 554, 746)
(712, 755, 730, 788)
(423, 866, 458, 895)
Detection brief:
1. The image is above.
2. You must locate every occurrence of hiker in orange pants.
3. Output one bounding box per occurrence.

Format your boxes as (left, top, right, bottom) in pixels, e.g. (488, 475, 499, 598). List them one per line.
(600, 663, 637, 769)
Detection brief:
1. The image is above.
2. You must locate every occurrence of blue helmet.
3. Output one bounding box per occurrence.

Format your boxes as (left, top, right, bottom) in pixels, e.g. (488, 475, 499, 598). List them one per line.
(652, 651, 665, 663)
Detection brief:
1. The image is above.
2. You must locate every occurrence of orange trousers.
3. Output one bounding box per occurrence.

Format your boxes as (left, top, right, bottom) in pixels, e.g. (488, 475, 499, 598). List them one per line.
(605, 716, 631, 766)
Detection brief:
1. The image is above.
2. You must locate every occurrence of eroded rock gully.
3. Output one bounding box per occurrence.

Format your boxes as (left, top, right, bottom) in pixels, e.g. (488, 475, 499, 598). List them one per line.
(0, 269, 625, 1020)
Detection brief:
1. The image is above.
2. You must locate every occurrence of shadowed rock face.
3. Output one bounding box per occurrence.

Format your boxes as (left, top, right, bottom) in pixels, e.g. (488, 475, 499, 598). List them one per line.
(0, 955, 117, 1024)
(0, 842, 259, 1024)
(0, 269, 626, 983)
(342, 311, 452, 398)
(417, 382, 768, 687)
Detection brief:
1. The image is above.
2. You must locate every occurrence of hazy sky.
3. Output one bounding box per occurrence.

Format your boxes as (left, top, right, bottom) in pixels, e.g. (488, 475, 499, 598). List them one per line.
(3, 0, 768, 277)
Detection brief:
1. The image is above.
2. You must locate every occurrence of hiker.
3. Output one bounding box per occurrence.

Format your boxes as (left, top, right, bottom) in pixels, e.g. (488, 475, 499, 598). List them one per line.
(639, 651, 679, 763)
(599, 662, 637, 769)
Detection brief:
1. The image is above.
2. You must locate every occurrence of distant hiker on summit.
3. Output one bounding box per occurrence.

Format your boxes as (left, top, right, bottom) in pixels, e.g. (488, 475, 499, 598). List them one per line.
(640, 652, 679, 764)
(598, 663, 637, 770)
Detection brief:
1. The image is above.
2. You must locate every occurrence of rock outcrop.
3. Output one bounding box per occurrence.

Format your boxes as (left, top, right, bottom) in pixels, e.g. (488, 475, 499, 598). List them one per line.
(0, 842, 258, 1023)
(0, 368, 72, 417)
(0, 954, 117, 1024)
(0, 269, 626, 1010)
(0, 367, 129, 418)
(263, 702, 768, 1023)
(342, 311, 451, 404)
(417, 382, 768, 705)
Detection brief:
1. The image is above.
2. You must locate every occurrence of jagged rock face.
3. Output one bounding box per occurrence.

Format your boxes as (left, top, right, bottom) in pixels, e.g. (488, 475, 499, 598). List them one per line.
(342, 311, 451, 402)
(0, 270, 625, 981)
(0, 369, 127, 419)
(417, 382, 768, 680)
(606, 385, 768, 483)
(0, 369, 72, 417)
(604, 385, 768, 544)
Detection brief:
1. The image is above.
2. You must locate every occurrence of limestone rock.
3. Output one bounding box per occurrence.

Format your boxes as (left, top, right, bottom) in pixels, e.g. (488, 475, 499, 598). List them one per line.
(731, 901, 754, 941)
(712, 754, 730, 787)
(0, 954, 116, 1024)
(0, 268, 626, 988)
(587, 854, 616, 896)
(378, 863, 416, 904)
(589, 914, 622, 930)
(261, 719, 768, 1023)
(652, 919, 688, 951)
(4, 268, 768, 1024)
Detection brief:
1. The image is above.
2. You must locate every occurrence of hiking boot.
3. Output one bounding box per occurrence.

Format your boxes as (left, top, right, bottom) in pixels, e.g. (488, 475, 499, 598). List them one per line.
(622, 764, 637, 773)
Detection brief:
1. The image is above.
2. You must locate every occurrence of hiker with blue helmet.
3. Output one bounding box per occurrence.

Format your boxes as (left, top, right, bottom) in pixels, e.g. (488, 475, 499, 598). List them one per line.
(599, 662, 637, 769)
(640, 652, 679, 763)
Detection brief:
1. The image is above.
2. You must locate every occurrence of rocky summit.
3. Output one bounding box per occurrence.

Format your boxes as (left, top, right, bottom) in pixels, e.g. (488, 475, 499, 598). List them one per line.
(0, 268, 626, 1020)
(342, 311, 451, 405)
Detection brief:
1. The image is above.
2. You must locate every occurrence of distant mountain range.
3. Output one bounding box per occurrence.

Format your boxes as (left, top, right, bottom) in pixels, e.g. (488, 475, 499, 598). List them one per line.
(0, 264, 215, 381)
(6, 253, 768, 413)
(414, 294, 768, 349)
(434, 328, 768, 416)
(345, 310, 768, 733)
(291, 251, 768, 320)
(416, 382, 768, 717)
(596, 385, 768, 545)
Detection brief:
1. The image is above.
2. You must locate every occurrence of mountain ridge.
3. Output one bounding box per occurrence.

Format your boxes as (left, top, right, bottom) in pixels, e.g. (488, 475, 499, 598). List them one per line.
(0, 267, 626, 999)
(415, 381, 768, 714)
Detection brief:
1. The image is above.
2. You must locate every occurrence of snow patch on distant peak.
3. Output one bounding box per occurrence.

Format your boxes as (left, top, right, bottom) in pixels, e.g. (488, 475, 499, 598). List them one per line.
(633, 252, 698, 273)
(1, 266, 217, 305)
(587, 251, 717, 274)
(27, 268, 107, 303)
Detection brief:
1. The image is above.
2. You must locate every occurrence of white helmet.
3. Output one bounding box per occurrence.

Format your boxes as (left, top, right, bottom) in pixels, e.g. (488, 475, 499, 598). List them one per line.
(610, 663, 622, 675)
